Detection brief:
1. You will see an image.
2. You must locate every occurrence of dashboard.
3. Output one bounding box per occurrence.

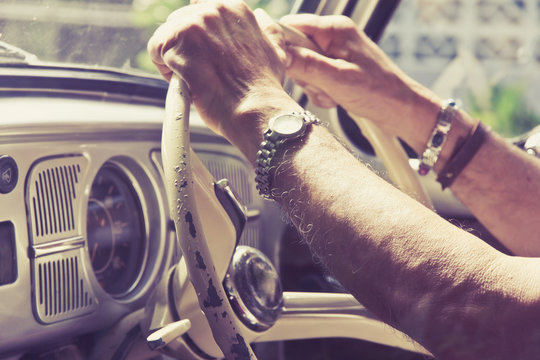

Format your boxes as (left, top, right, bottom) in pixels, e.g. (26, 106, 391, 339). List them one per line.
(0, 63, 498, 360)
(0, 66, 283, 359)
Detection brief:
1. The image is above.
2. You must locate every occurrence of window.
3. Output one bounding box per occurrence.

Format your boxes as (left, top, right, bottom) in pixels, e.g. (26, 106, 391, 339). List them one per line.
(380, 0, 540, 136)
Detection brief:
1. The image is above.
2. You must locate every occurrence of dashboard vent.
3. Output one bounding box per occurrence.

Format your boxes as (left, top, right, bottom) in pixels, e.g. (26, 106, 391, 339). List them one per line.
(27, 157, 86, 245)
(32, 164, 80, 238)
(34, 251, 97, 324)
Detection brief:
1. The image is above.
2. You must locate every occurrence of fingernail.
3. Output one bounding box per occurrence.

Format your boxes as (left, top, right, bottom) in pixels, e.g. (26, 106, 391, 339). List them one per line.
(335, 48, 350, 59)
(285, 49, 293, 68)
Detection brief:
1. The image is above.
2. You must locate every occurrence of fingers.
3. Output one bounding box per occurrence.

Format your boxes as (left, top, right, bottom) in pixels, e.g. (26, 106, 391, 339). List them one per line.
(286, 45, 351, 89)
(280, 13, 329, 37)
(285, 44, 342, 108)
(280, 14, 361, 60)
(280, 13, 337, 52)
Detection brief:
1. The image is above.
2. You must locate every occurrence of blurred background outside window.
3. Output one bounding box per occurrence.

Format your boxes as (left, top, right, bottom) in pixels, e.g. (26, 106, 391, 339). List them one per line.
(381, 0, 540, 136)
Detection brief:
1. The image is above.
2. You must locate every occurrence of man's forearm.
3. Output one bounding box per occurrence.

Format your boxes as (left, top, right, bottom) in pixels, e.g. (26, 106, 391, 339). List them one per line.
(382, 88, 540, 257)
(270, 123, 540, 359)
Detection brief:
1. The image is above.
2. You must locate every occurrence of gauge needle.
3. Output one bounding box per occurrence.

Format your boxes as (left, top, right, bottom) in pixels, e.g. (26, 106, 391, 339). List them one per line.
(91, 242, 98, 262)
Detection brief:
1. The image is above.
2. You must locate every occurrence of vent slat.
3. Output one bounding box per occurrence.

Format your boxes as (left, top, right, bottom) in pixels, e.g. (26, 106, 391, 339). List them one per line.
(33, 196, 40, 238)
(47, 261, 52, 316)
(51, 169, 62, 233)
(57, 260, 62, 315)
(71, 257, 76, 310)
(47, 170, 58, 234)
(75, 258, 79, 309)
(54, 168, 66, 233)
(58, 167, 68, 232)
(53, 260, 58, 315)
(61, 166, 73, 232)
(43, 172, 54, 236)
(61, 259, 66, 313)
(66, 258, 71, 312)
(38, 174, 49, 236)
(38, 263, 43, 305)
(68, 166, 76, 200)
(35, 181, 43, 237)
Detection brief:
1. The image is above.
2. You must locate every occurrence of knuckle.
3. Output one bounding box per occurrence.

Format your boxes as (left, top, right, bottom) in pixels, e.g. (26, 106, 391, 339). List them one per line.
(185, 20, 207, 37)
(196, 9, 220, 30)
(302, 53, 321, 75)
(330, 15, 357, 35)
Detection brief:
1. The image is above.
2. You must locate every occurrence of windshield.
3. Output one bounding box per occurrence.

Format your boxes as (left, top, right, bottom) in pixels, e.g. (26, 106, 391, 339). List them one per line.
(0, 0, 294, 73)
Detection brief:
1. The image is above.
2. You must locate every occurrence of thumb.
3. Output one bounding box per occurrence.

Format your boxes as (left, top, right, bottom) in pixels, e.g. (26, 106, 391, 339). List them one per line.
(253, 8, 290, 68)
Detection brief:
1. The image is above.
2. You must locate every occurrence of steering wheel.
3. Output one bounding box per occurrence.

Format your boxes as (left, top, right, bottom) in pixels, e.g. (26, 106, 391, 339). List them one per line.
(147, 72, 433, 360)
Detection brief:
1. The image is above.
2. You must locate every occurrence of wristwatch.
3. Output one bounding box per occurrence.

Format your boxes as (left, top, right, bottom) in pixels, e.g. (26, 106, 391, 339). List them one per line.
(255, 110, 320, 200)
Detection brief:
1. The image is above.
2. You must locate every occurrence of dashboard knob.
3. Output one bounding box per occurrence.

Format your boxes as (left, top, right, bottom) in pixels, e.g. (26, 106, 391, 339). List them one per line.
(0, 155, 18, 194)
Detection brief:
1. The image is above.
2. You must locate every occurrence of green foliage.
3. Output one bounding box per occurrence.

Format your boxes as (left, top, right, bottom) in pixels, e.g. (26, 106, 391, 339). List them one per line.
(468, 83, 540, 137)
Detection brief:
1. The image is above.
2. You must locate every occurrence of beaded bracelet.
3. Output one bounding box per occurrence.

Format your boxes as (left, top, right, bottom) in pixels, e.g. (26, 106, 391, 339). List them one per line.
(418, 99, 458, 176)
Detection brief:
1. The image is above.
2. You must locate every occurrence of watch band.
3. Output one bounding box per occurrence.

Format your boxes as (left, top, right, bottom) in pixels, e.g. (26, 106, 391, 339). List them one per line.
(255, 110, 320, 200)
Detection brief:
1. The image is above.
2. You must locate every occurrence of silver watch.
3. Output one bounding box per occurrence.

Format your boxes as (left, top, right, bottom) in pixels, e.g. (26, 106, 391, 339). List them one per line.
(255, 110, 320, 200)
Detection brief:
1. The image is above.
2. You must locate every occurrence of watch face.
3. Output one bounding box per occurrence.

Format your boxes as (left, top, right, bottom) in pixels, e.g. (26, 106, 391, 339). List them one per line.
(270, 114, 305, 138)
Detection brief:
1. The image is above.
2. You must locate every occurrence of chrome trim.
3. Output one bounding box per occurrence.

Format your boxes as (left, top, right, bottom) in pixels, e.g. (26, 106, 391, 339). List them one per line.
(31, 236, 85, 258)
(224, 246, 283, 331)
(282, 292, 374, 318)
(255, 291, 431, 356)
(246, 209, 261, 221)
(0, 126, 161, 144)
(0, 88, 165, 106)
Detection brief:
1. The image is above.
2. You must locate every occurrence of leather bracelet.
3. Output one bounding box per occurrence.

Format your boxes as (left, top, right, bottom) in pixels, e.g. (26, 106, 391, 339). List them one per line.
(436, 122, 490, 190)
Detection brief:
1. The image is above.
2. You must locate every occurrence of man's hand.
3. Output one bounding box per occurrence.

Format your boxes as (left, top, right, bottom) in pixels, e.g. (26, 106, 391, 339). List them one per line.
(278, 14, 442, 145)
(147, 0, 301, 162)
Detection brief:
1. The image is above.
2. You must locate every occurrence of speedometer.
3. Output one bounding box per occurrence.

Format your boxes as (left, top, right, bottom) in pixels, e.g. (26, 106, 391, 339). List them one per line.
(87, 163, 146, 297)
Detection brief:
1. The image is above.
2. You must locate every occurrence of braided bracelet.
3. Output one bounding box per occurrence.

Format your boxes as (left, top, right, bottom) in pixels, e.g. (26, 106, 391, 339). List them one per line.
(436, 122, 489, 190)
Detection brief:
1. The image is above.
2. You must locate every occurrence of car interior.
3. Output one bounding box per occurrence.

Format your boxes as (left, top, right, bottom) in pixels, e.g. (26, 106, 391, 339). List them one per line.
(0, 0, 534, 359)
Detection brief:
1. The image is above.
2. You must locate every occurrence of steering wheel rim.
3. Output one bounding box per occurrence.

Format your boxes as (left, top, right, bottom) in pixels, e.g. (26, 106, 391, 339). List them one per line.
(161, 75, 257, 360)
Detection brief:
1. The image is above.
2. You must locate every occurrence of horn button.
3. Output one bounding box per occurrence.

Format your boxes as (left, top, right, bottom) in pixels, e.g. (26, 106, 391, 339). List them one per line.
(224, 246, 283, 331)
